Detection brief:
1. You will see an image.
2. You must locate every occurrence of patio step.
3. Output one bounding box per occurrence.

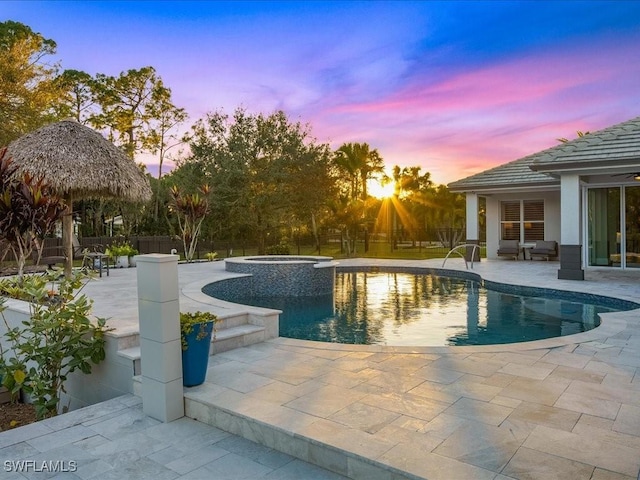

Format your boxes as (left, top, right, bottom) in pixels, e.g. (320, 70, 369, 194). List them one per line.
(117, 346, 141, 376)
(213, 324, 266, 354)
(117, 320, 267, 383)
(183, 393, 422, 480)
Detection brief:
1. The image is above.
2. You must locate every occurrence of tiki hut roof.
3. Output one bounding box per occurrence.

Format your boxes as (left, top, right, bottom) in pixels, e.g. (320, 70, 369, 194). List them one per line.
(7, 120, 152, 202)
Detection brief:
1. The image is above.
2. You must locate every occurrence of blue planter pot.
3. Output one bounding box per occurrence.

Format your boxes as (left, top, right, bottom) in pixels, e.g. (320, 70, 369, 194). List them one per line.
(181, 321, 214, 387)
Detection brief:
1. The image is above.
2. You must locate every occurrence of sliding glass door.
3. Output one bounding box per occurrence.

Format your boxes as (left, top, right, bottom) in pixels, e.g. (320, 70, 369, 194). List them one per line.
(626, 186, 640, 268)
(588, 185, 640, 268)
(588, 188, 620, 267)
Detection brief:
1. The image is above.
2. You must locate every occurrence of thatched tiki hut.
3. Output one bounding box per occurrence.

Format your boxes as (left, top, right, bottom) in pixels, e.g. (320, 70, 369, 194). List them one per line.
(7, 120, 152, 276)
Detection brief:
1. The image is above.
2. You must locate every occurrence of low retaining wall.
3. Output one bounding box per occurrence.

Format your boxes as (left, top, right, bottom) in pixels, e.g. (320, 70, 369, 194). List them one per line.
(0, 299, 135, 412)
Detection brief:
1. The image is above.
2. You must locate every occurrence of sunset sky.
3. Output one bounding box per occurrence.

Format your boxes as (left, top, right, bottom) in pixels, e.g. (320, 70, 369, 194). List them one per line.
(5, 1, 640, 184)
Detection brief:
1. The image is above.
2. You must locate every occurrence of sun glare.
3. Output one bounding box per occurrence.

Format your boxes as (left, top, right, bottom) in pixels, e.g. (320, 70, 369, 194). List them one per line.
(368, 179, 395, 199)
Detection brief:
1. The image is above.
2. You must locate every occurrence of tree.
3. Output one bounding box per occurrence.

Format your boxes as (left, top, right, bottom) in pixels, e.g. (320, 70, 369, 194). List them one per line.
(91, 66, 167, 158)
(327, 196, 366, 256)
(91, 67, 183, 234)
(334, 142, 384, 200)
(424, 185, 466, 249)
(180, 109, 333, 253)
(0, 147, 66, 279)
(390, 165, 434, 245)
(144, 82, 188, 220)
(54, 69, 96, 124)
(0, 21, 62, 146)
(169, 184, 210, 262)
(391, 165, 432, 198)
(145, 81, 188, 180)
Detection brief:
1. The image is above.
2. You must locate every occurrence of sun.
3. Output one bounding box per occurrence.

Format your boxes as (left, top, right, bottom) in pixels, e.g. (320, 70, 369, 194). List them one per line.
(367, 179, 396, 199)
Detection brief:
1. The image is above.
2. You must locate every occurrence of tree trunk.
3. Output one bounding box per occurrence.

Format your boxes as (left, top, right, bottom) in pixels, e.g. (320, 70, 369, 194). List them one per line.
(63, 194, 73, 277)
(311, 212, 320, 253)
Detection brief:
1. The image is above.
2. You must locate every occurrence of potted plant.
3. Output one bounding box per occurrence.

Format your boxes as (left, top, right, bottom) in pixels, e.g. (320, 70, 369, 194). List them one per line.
(205, 252, 218, 262)
(127, 246, 140, 267)
(107, 242, 137, 268)
(180, 311, 217, 387)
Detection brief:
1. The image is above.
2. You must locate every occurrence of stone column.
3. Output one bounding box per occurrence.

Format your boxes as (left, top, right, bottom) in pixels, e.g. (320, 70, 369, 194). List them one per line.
(558, 174, 584, 280)
(136, 254, 184, 422)
(465, 192, 481, 262)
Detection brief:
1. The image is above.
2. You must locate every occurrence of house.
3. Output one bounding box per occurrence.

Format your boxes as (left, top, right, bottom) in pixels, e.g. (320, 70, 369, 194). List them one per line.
(448, 116, 640, 280)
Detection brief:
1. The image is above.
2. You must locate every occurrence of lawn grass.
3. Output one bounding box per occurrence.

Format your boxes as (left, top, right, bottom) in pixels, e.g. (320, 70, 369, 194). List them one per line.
(1, 242, 485, 271)
(216, 241, 486, 261)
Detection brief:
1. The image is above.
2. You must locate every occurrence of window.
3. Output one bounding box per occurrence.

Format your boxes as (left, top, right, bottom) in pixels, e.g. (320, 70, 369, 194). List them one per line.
(501, 202, 520, 240)
(501, 200, 544, 243)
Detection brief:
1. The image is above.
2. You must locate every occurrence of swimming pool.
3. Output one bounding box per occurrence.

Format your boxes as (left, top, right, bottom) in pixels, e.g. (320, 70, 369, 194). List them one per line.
(203, 270, 636, 346)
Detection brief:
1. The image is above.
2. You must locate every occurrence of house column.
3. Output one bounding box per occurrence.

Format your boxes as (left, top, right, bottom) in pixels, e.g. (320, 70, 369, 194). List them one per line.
(558, 174, 584, 280)
(136, 254, 184, 422)
(465, 192, 480, 262)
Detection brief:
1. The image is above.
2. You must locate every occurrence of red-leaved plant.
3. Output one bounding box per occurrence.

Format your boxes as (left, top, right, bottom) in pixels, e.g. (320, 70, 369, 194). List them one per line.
(0, 147, 67, 279)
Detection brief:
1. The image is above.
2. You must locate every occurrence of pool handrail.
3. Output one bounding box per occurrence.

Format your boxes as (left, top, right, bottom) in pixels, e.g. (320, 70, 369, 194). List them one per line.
(442, 244, 481, 270)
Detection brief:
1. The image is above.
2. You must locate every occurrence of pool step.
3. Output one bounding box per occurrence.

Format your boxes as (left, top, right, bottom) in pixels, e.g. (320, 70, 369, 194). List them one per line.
(213, 324, 266, 354)
(117, 321, 268, 383)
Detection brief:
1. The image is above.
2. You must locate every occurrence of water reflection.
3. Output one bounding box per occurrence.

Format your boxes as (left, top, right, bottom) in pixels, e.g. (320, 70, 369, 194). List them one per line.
(211, 272, 611, 346)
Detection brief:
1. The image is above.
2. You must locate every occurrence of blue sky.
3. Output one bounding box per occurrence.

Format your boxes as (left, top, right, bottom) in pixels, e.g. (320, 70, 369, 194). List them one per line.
(4, 1, 640, 183)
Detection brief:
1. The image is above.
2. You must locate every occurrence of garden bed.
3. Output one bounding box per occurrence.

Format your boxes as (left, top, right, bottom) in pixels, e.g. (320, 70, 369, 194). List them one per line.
(0, 402, 37, 431)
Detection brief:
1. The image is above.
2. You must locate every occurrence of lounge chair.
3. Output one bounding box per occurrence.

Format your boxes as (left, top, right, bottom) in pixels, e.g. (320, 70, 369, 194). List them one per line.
(497, 240, 520, 260)
(529, 240, 558, 261)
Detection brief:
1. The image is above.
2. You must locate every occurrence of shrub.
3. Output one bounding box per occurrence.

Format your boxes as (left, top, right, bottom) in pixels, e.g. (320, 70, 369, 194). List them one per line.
(0, 270, 111, 419)
(169, 185, 210, 262)
(106, 241, 138, 258)
(0, 147, 66, 279)
(266, 243, 290, 255)
(180, 311, 217, 351)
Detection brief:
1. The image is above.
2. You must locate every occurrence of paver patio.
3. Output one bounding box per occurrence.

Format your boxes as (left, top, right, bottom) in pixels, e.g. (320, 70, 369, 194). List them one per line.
(0, 257, 638, 479)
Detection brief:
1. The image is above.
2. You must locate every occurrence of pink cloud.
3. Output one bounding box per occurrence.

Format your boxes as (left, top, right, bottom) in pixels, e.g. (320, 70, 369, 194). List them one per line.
(304, 35, 640, 184)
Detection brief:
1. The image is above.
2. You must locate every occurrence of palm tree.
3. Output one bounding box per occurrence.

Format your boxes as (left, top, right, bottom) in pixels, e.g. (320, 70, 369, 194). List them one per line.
(391, 166, 434, 245)
(334, 142, 385, 200)
(391, 165, 432, 198)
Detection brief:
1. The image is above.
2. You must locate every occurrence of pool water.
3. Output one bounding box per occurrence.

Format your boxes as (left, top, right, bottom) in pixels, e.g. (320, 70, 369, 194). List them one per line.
(206, 271, 621, 346)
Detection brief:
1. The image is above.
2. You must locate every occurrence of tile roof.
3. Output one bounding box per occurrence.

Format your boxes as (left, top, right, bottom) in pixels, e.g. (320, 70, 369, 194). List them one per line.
(448, 115, 640, 192)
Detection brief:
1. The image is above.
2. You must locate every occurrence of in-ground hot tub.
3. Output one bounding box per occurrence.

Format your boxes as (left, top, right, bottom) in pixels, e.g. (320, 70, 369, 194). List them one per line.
(223, 256, 337, 296)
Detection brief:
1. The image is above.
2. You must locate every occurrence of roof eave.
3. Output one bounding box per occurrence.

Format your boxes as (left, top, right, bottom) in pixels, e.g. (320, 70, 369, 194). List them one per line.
(448, 180, 559, 194)
(531, 157, 640, 173)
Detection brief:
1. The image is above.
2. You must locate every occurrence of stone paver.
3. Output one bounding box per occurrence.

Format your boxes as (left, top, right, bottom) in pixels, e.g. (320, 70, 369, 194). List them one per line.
(187, 259, 640, 479)
(0, 395, 348, 479)
(2, 258, 640, 479)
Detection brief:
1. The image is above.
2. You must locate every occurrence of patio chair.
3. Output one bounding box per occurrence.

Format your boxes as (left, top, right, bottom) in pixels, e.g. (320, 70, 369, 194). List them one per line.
(497, 240, 520, 260)
(73, 236, 110, 277)
(32, 236, 109, 276)
(32, 247, 66, 269)
(529, 240, 558, 261)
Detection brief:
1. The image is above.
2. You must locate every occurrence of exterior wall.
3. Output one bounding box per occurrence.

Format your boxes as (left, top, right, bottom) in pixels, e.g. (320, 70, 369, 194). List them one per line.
(1, 299, 137, 412)
(62, 333, 138, 410)
(485, 190, 560, 259)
